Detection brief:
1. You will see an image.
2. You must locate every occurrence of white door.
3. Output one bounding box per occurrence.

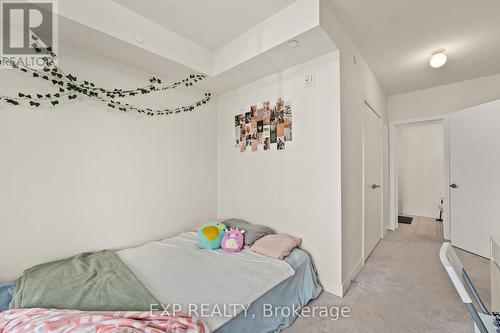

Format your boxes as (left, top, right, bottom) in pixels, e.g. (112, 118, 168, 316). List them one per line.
(449, 100, 500, 258)
(363, 103, 383, 261)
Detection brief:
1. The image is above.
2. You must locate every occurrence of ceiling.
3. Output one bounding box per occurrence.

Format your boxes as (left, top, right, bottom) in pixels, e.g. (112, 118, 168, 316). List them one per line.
(58, 2, 336, 94)
(112, 0, 294, 51)
(329, 0, 500, 95)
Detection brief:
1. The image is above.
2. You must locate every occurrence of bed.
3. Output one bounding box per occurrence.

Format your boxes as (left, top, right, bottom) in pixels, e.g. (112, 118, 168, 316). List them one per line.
(1, 231, 321, 332)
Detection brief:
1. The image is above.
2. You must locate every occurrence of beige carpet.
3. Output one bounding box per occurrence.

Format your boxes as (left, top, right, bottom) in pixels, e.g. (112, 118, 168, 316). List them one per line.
(287, 226, 490, 333)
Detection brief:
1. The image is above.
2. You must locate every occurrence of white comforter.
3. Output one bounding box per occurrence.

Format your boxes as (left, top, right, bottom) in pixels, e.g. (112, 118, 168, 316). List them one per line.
(117, 232, 295, 330)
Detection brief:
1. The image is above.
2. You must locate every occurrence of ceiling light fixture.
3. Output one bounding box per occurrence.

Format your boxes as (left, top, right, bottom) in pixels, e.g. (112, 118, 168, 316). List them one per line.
(430, 49, 447, 68)
(287, 40, 299, 48)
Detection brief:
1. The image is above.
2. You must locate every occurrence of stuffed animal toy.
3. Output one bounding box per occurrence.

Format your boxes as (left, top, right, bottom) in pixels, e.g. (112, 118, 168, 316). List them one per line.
(221, 228, 245, 253)
(198, 222, 227, 249)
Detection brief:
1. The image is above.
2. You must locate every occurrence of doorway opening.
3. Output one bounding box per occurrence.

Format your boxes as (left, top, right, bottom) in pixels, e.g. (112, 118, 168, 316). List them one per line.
(389, 116, 448, 240)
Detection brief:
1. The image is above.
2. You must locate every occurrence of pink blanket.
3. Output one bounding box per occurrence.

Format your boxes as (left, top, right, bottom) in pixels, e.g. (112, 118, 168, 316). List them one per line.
(0, 308, 208, 333)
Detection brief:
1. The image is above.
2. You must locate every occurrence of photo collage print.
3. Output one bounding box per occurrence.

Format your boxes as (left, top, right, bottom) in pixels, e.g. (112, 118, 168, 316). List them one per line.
(235, 98, 292, 152)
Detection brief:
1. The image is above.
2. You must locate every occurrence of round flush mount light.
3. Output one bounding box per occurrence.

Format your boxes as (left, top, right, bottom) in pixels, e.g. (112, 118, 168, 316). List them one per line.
(430, 49, 447, 68)
(287, 40, 299, 48)
(134, 32, 145, 44)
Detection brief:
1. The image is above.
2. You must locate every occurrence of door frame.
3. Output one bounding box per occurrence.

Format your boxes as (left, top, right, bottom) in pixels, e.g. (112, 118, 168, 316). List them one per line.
(362, 100, 384, 263)
(388, 115, 451, 239)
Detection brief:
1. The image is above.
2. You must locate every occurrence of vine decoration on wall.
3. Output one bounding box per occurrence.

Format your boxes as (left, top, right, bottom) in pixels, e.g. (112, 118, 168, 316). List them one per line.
(0, 38, 211, 116)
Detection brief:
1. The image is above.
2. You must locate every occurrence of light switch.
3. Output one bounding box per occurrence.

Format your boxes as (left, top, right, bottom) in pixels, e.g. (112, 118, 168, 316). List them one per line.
(304, 72, 315, 87)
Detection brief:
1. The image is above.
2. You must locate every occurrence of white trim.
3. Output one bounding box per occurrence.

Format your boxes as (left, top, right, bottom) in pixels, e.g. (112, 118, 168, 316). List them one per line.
(388, 115, 449, 234)
(389, 124, 398, 230)
(383, 122, 390, 237)
(399, 210, 439, 219)
(443, 118, 451, 240)
(390, 114, 446, 126)
(361, 101, 366, 264)
(319, 276, 343, 296)
(341, 257, 364, 296)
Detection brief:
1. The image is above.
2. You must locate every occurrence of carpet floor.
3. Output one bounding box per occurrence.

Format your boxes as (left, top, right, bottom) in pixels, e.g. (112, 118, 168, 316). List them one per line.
(287, 228, 490, 333)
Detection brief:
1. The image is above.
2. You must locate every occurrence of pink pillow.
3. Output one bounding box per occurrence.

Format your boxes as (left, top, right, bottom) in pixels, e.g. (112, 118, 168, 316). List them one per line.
(249, 234, 301, 259)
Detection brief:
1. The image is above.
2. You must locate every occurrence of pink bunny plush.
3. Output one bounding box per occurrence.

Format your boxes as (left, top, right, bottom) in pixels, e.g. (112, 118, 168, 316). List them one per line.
(221, 228, 245, 253)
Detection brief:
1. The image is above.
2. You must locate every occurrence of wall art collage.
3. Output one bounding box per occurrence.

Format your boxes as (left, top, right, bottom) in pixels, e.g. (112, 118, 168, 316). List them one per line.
(234, 98, 292, 152)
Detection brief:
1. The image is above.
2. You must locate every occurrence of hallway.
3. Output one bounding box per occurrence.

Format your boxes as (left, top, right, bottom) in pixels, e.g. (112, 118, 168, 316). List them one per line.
(288, 227, 490, 332)
(398, 215, 444, 240)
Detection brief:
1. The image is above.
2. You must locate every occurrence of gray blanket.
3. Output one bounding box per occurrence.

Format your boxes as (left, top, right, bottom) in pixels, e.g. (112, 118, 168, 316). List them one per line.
(10, 250, 159, 311)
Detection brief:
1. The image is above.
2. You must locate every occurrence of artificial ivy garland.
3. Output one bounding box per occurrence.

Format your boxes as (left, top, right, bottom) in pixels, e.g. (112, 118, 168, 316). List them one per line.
(0, 38, 211, 116)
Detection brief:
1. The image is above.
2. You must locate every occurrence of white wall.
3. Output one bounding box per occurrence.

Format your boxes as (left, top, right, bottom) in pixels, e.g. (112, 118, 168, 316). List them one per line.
(388, 73, 500, 122)
(0, 47, 217, 282)
(397, 123, 444, 218)
(388, 73, 500, 237)
(216, 52, 343, 295)
(320, 0, 388, 294)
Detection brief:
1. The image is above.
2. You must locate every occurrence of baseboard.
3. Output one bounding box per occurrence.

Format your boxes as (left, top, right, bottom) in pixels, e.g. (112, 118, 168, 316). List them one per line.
(399, 210, 438, 219)
(319, 276, 343, 297)
(341, 257, 364, 296)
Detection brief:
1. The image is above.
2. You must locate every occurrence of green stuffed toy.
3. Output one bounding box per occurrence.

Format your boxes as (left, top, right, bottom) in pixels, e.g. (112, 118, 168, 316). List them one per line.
(198, 222, 227, 249)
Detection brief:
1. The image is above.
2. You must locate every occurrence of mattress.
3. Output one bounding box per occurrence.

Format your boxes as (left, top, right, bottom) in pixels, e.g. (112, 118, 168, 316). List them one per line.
(216, 248, 322, 333)
(3, 231, 322, 332)
(117, 231, 296, 331)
